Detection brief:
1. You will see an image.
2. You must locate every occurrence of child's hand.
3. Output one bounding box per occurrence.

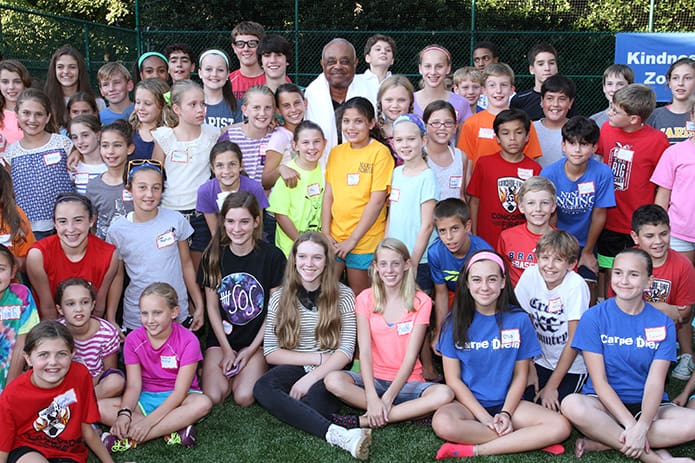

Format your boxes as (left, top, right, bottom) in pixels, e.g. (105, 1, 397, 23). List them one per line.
(672, 391, 689, 406)
(493, 412, 513, 436)
(619, 422, 649, 459)
(127, 416, 154, 443)
(334, 237, 357, 259)
(578, 251, 598, 274)
(66, 148, 81, 173)
(189, 308, 204, 331)
(278, 165, 301, 188)
(234, 346, 255, 372)
(220, 348, 237, 375)
(365, 395, 389, 428)
(289, 372, 319, 400)
(535, 385, 560, 412)
(111, 415, 131, 439)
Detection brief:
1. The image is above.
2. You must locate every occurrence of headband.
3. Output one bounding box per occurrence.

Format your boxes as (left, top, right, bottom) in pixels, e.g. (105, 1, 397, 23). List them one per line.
(393, 114, 426, 135)
(199, 49, 230, 68)
(138, 52, 169, 70)
(465, 251, 505, 275)
(127, 163, 162, 181)
(422, 46, 451, 63)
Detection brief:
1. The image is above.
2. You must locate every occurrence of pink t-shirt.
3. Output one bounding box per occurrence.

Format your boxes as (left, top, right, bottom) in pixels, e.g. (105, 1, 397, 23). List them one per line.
(123, 322, 202, 392)
(650, 139, 695, 242)
(1, 109, 22, 145)
(355, 288, 431, 383)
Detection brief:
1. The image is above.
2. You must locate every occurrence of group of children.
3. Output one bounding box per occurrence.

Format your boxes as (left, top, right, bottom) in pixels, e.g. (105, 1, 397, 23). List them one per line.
(1, 22, 695, 463)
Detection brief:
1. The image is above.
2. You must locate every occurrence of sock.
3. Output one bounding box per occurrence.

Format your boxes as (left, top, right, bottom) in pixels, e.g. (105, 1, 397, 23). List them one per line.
(436, 443, 475, 459)
(541, 444, 565, 455)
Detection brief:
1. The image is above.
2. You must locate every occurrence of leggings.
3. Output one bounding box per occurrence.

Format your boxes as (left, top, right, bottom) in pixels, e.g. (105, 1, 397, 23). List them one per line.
(253, 364, 341, 438)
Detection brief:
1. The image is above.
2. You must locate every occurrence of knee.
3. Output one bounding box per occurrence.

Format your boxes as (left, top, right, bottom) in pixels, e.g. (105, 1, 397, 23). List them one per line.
(195, 394, 214, 417)
(560, 393, 585, 422)
(234, 389, 256, 407)
(432, 405, 458, 441)
(202, 384, 225, 406)
(547, 414, 572, 441)
(428, 385, 455, 408)
(323, 371, 346, 396)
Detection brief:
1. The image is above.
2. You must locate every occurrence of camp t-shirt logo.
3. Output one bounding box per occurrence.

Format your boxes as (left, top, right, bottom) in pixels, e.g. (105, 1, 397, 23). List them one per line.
(497, 177, 523, 213)
(644, 278, 671, 303)
(218, 273, 264, 326)
(607, 142, 634, 191)
(33, 389, 76, 438)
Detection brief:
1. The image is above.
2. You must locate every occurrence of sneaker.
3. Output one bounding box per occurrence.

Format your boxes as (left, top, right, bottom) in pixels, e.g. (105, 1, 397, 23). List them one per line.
(326, 424, 372, 460)
(164, 425, 197, 448)
(330, 414, 360, 429)
(672, 353, 694, 380)
(101, 432, 136, 453)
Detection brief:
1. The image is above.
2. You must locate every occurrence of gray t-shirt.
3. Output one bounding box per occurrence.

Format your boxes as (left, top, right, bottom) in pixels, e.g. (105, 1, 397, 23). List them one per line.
(646, 106, 690, 144)
(85, 175, 134, 240)
(106, 207, 193, 329)
(534, 120, 565, 168)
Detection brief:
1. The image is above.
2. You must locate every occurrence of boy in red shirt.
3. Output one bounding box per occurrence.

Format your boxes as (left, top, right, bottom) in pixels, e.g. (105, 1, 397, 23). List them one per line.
(467, 108, 542, 247)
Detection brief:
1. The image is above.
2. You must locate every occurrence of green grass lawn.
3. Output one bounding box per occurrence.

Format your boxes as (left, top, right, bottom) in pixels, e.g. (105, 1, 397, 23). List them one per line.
(96, 378, 695, 463)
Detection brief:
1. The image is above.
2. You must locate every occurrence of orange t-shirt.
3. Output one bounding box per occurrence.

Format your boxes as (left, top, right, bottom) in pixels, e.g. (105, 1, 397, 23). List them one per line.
(0, 207, 35, 258)
(456, 109, 542, 164)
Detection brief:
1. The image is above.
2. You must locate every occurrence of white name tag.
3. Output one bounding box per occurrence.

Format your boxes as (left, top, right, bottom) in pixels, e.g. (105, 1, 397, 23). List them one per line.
(686, 121, 695, 132)
(478, 127, 495, 139)
(616, 148, 634, 162)
(347, 173, 360, 186)
(578, 181, 595, 195)
(390, 188, 400, 202)
(547, 297, 563, 313)
(156, 230, 176, 249)
(500, 328, 520, 346)
(170, 150, 188, 163)
(307, 183, 321, 197)
(397, 321, 413, 336)
(645, 326, 666, 343)
(0, 234, 11, 247)
(122, 189, 133, 202)
(43, 151, 61, 166)
(449, 175, 462, 189)
(74, 173, 90, 185)
(160, 355, 178, 369)
(517, 168, 533, 180)
(0, 305, 21, 320)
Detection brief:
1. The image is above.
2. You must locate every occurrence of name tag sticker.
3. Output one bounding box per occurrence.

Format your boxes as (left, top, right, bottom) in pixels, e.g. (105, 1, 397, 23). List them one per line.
(645, 326, 666, 343)
(0, 234, 11, 247)
(122, 189, 133, 202)
(449, 175, 462, 189)
(517, 168, 533, 180)
(478, 127, 495, 139)
(43, 151, 61, 166)
(397, 321, 413, 336)
(156, 230, 176, 249)
(686, 121, 695, 132)
(616, 148, 634, 162)
(500, 329, 520, 346)
(170, 150, 188, 163)
(307, 183, 321, 197)
(0, 305, 21, 320)
(347, 173, 360, 186)
(74, 173, 89, 185)
(547, 297, 563, 313)
(390, 188, 400, 202)
(578, 181, 595, 195)
(160, 355, 178, 369)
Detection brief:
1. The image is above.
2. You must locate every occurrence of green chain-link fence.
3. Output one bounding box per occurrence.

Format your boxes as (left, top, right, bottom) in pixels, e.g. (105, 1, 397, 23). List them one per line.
(1, 1, 693, 116)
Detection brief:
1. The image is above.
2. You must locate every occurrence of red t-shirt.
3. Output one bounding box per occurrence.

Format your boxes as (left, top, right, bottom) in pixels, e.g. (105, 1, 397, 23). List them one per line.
(498, 223, 551, 287)
(32, 234, 115, 298)
(0, 362, 100, 463)
(467, 152, 541, 247)
(609, 248, 695, 305)
(597, 123, 669, 234)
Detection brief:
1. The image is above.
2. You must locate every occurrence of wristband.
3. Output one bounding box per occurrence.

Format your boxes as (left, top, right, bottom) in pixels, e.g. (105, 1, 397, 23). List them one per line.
(499, 410, 512, 419)
(117, 408, 132, 417)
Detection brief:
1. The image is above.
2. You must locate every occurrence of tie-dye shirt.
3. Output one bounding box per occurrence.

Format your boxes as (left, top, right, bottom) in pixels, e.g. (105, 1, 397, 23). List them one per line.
(0, 283, 39, 393)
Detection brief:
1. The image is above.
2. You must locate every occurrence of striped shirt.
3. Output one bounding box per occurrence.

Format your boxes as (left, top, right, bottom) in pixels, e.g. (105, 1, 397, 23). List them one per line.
(264, 283, 356, 368)
(59, 317, 120, 378)
(218, 125, 273, 184)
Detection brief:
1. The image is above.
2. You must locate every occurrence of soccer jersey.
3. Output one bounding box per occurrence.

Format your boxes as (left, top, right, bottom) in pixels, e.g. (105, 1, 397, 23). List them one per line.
(497, 223, 547, 287)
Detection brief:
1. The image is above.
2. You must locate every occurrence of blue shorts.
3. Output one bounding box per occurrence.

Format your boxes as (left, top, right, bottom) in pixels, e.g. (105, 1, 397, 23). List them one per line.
(345, 371, 435, 405)
(336, 252, 373, 271)
(138, 389, 201, 415)
(670, 235, 695, 253)
(416, 263, 434, 293)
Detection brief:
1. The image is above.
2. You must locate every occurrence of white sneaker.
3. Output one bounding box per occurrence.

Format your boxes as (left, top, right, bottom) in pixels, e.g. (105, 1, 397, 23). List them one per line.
(672, 353, 694, 380)
(326, 424, 372, 460)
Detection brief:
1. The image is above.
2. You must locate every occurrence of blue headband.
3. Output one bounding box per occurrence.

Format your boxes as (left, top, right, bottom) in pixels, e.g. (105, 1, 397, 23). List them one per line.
(138, 52, 169, 70)
(127, 163, 162, 181)
(393, 114, 426, 135)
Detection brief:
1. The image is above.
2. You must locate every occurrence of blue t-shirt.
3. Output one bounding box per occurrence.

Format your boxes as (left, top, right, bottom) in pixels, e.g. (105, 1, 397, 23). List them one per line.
(437, 309, 542, 407)
(572, 298, 676, 403)
(427, 234, 492, 291)
(540, 158, 615, 247)
(205, 100, 243, 129)
(99, 104, 134, 125)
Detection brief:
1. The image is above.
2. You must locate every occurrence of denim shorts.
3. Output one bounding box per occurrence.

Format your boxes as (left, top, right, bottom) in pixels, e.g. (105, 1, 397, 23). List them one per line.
(179, 208, 212, 252)
(345, 371, 435, 404)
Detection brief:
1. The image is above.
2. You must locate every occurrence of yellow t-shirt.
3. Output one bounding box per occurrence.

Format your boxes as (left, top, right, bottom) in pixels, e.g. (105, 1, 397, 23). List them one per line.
(325, 140, 394, 254)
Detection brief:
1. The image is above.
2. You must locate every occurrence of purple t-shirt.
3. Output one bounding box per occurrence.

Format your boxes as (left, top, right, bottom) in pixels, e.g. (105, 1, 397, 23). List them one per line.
(195, 176, 269, 214)
(123, 322, 202, 392)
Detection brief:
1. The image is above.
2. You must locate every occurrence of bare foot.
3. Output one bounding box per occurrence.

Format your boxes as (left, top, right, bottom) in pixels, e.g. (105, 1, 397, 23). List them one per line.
(574, 437, 610, 458)
(654, 449, 695, 462)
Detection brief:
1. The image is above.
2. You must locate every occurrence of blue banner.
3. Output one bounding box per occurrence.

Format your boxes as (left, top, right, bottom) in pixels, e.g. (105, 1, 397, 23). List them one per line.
(615, 33, 695, 102)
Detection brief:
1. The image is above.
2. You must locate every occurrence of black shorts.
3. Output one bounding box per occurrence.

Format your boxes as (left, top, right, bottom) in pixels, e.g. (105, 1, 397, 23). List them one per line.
(597, 229, 634, 269)
(523, 363, 588, 403)
(8, 446, 79, 463)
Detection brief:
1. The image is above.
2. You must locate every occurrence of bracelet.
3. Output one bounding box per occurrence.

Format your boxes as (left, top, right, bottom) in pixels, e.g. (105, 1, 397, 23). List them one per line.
(117, 408, 132, 417)
(318, 353, 323, 366)
(499, 410, 512, 419)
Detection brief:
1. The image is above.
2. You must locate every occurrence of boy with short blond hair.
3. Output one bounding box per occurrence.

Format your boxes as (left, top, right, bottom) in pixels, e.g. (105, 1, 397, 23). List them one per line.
(97, 62, 134, 125)
(466, 109, 542, 248)
(229, 21, 266, 100)
(596, 84, 669, 272)
(590, 64, 634, 128)
(456, 63, 542, 169)
(452, 67, 484, 115)
(497, 176, 556, 287)
(515, 230, 590, 407)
